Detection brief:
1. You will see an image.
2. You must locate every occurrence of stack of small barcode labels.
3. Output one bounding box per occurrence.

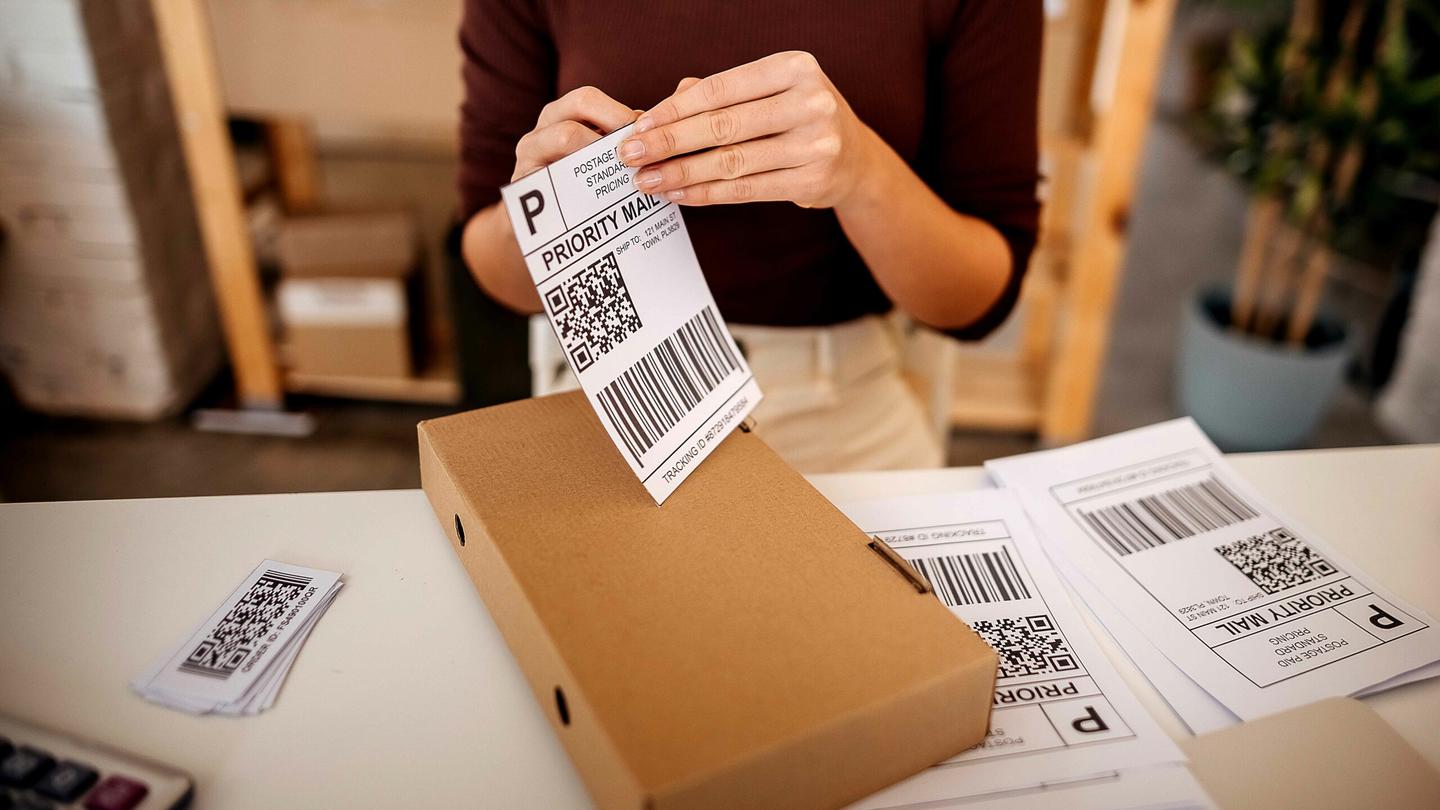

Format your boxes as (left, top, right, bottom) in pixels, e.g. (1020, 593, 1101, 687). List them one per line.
(131, 560, 342, 716)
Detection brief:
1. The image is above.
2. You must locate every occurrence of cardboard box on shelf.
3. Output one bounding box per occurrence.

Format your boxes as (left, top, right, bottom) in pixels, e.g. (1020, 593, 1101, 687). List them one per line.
(277, 277, 413, 379)
(417, 392, 998, 810)
(276, 211, 416, 278)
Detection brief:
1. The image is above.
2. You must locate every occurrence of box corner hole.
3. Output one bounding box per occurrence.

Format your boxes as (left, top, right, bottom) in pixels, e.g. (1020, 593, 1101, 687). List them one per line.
(454, 514, 465, 547)
(554, 686, 570, 726)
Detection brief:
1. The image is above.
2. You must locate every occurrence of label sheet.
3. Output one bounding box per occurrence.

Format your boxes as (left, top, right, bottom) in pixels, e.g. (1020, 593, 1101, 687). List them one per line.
(501, 124, 760, 503)
(836, 489, 1185, 806)
(987, 418, 1440, 720)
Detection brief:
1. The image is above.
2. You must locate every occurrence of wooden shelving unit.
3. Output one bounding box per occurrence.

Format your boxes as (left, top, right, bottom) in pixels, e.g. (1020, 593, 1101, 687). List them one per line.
(284, 349, 461, 405)
(937, 0, 1178, 444)
(153, 0, 1174, 426)
(150, 0, 461, 410)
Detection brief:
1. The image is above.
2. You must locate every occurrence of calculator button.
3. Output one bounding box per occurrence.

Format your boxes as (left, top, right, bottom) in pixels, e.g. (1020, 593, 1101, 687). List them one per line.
(0, 747, 55, 788)
(35, 760, 98, 802)
(82, 775, 149, 810)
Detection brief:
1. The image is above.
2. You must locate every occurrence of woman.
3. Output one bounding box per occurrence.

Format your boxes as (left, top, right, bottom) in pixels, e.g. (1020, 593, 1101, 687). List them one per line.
(459, 1, 1041, 472)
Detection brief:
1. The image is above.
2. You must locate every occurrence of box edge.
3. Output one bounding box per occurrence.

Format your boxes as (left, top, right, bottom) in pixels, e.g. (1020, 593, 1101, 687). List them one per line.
(417, 418, 651, 810)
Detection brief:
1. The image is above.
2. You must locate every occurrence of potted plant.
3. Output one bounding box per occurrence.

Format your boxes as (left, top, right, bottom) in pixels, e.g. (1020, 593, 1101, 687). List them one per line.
(1178, 0, 1439, 450)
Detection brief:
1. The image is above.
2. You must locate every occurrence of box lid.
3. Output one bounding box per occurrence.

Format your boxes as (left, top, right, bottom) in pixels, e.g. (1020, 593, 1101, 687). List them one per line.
(418, 392, 997, 809)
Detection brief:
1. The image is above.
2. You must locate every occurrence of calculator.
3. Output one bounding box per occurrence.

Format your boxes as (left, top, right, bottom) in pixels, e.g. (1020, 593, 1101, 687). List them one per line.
(0, 714, 191, 809)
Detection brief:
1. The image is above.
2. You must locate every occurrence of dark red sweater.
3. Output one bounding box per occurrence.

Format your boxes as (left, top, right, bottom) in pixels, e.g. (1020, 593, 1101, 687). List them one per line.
(459, 0, 1041, 339)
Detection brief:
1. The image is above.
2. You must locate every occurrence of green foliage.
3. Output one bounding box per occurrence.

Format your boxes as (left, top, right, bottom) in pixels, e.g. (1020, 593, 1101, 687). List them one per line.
(1194, 0, 1440, 265)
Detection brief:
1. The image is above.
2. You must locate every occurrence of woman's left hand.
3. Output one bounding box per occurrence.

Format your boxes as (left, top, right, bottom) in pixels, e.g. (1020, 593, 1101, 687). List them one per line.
(618, 51, 881, 209)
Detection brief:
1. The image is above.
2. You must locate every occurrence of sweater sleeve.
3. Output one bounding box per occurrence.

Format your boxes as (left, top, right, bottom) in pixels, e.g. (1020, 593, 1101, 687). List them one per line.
(457, 0, 557, 220)
(928, 0, 1043, 341)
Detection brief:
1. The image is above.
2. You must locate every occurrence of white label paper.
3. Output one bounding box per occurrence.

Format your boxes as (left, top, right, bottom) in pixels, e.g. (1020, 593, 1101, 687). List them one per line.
(836, 489, 1185, 806)
(501, 124, 761, 504)
(1057, 557, 1242, 736)
(987, 418, 1440, 720)
(135, 560, 342, 713)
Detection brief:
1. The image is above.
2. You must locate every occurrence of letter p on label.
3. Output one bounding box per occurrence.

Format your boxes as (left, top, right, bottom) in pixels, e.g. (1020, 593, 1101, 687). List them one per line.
(501, 172, 566, 256)
(520, 190, 546, 235)
(1368, 604, 1404, 630)
(1336, 597, 1417, 641)
(1043, 697, 1130, 745)
(1071, 705, 1109, 734)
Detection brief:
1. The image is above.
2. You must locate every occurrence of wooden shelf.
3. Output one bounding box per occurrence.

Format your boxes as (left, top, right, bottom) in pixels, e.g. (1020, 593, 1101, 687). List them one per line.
(159, 0, 1173, 440)
(284, 356, 460, 405)
(938, 0, 1175, 442)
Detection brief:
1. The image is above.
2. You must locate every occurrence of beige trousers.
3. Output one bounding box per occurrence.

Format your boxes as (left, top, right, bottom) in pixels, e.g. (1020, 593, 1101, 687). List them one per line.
(731, 315, 943, 474)
(531, 313, 943, 474)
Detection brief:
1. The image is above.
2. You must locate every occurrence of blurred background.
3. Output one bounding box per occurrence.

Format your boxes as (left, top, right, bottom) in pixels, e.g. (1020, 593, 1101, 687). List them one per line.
(2, 0, 1437, 502)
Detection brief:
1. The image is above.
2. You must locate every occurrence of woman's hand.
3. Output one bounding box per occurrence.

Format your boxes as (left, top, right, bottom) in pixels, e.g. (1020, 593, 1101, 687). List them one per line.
(618, 51, 882, 209)
(464, 85, 635, 314)
(512, 86, 636, 181)
(615, 52, 1013, 330)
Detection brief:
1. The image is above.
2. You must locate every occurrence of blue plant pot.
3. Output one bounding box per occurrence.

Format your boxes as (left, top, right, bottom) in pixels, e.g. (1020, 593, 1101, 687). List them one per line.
(1175, 285, 1352, 451)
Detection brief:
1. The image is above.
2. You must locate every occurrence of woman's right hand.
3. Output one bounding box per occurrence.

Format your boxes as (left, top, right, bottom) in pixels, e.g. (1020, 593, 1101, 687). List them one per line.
(511, 86, 637, 181)
(465, 85, 636, 313)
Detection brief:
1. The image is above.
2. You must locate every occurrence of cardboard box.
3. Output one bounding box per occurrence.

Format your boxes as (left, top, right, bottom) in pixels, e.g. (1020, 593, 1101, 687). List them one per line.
(278, 278, 411, 378)
(276, 211, 416, 278)
(1183, 698, 1440, 809)
(417, 392, 998, 810)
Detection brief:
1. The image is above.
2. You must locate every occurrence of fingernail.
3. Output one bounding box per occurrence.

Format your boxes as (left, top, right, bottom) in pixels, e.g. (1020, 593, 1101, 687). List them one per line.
(619, 139, 645, 162)
(665, 189, 685, 201)
(635, 115, 654, 133)
(636, 170, 661, 189)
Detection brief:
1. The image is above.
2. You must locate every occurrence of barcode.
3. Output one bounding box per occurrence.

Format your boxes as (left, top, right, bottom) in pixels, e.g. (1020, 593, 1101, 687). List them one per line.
(1079, 475, 1258, 556)
(911, 547, 1032, 607)
(179, 570, 314, 680)
(972, 614, 1081, 678)
(597, 306, 740, 463)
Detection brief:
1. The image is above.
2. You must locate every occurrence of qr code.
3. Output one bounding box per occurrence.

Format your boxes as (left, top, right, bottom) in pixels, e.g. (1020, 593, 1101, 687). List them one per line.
(179, 570, 313, 680)
(544, 252, 641, 372)
(970, 614, 1081, 679)
(1215, 527, 1337, 595)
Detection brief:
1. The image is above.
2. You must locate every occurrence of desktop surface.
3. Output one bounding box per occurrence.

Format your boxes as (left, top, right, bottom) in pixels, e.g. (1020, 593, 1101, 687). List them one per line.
(2, 445, 1437, 808)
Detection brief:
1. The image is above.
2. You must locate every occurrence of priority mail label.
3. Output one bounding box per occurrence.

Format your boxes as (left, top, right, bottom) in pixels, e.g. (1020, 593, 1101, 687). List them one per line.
(501, 123, 761, 505)
(988, 419, 1440, 720)
(836, 490, 1184, 807)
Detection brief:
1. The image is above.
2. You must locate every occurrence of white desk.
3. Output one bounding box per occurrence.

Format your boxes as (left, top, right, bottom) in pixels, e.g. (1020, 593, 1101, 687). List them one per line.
(2, 445, 1437, 808)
